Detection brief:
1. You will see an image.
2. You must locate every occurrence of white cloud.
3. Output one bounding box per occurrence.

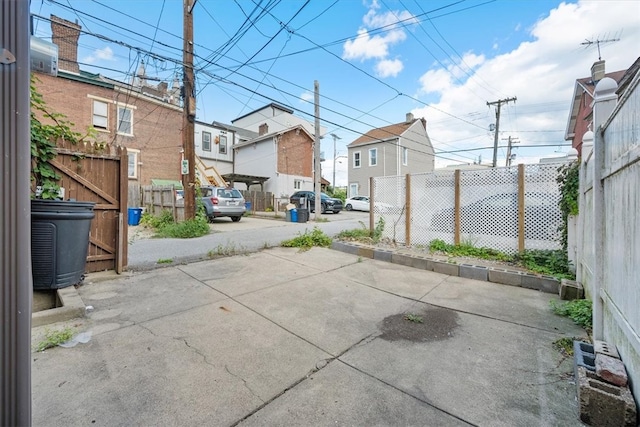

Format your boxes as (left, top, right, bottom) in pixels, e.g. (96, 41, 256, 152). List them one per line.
(83, 46, 115, 64)
(342, 3, 416, 77)
(411, 0, 640, 168)
(376, 58, 403, 78)
(300, 91, 314, 103)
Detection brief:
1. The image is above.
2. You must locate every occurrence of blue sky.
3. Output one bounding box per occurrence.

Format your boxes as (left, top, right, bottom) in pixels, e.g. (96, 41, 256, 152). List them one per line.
(31, 0, 639, 185)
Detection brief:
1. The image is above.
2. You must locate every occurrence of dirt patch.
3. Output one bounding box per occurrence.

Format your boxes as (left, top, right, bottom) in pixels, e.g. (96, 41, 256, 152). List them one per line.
(379, 306, 460, 343)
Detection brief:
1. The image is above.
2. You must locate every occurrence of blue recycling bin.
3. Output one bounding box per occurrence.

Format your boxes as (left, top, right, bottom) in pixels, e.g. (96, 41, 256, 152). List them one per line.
(128, 207, 142, 226)
(245, 201, 252, 212)
(290, 208, 298, 222)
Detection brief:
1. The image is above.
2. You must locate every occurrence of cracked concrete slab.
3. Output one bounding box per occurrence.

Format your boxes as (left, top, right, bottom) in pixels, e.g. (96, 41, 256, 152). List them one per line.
(32, 248, 588, 426)
(421, 275, 586, 332)
(239, 360, 470, 426)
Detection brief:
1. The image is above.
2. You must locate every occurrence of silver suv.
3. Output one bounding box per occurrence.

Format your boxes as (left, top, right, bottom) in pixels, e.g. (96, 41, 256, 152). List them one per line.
(200, 186, 246, 222)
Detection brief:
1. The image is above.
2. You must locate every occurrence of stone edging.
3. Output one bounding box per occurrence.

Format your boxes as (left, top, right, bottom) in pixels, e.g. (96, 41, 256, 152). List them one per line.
(331, 241, 561, 294)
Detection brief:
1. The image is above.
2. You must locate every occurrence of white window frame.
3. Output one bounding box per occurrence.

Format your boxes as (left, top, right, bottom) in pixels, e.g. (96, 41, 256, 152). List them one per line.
(294, 179, 302, 190)
(349, 183, 358, 198)
(92, 100, 108, 130)
(353, 151, 361, 168)
(117, 105, 134, 136)
(369, 148, 377, 166)
(402, 147, 408, 166)
(219, 135, 227, 154)
(202, 131, 211, 152)
(127, 148, 140, 179)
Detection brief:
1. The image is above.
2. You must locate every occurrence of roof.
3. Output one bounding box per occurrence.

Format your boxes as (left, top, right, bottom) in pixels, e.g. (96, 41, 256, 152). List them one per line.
(57, 70, 114, 89)
(211, 121, 259, 140)
(616, 56, 640, 95)
(234, 124, 314, 149)
(565, 68, 627, 140)
(348, 119, 425, 147)
(231, 103, 294, 124)
(151, 179, 183, 189)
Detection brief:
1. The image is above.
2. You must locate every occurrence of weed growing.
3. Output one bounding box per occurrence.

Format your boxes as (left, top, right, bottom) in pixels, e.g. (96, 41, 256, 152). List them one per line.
(335, 218, 385, 244)
(552, 337, 580, 356)
(428, 239, 511, 261)
(550, 299, 592, 330)
(208, 242, 245, 257)
(281, 227, 332, 251)
(35, 327, 74, 352)
(157, 258, 173, 264)
(404, 313, 423, 323)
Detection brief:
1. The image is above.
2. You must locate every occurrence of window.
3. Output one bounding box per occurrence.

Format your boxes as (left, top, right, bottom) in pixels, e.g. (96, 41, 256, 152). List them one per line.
(219, 135, 227, 154)
(402, 147, 408, 166)
(117, 106, 133, 136)
(294, 179, 302, 189)
(127, 149, 140, 179)
(369, 148, 377, 166)
(353, 151, 361, 168)
(202, 132, 211, 152)
(92, 100, 108, 129)
(349, 183, 358, 197)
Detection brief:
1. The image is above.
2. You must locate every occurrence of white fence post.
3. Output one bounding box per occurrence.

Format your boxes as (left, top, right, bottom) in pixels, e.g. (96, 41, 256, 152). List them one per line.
(592, 77, 619, 340)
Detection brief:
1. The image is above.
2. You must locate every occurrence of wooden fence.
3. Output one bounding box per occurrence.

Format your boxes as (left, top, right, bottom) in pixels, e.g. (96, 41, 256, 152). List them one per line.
(140, 185, 184, 222)
(52, 139, 128, 273)
(239, 190, 273, 211)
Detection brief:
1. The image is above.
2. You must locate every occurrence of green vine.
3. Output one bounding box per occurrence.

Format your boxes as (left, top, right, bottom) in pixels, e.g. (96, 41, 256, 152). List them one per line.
(556, 161, 580, 250)
(30, 74, 95, 199)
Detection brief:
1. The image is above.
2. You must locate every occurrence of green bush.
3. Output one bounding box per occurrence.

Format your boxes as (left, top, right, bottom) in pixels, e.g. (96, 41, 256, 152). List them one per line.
(155, 215, 209, 238)
(513, 249, 574, 280)
(281, 227, 332, 250)
(335, 218, 385, 243)
(550, 299, 592, 330)
(140, 210, 174, 229)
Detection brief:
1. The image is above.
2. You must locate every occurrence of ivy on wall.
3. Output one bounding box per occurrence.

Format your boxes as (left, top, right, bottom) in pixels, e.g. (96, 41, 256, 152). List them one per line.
(556, 161, 580, 251)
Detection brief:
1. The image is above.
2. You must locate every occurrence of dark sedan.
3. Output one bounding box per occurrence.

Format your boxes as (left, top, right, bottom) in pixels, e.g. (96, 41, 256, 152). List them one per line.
(290, 191, 343, 214)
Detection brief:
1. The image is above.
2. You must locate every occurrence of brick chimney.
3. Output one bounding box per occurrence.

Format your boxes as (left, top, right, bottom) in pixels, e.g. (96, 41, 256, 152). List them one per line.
(51, 15, 80, 73)
(591, 60, 605, 83)
(258, 123, 269, 136)
(406, 112, 414, 123)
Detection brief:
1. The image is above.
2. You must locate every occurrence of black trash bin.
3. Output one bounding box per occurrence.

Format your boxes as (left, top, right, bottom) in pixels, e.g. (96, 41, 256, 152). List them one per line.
(297, 208, 309, 223)
(31, 199, 96, 290)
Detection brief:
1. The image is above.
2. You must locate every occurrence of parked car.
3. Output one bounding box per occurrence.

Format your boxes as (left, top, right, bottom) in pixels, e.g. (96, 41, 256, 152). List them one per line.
(200, 186, 246, 222)
(344, 196, 370, 211)
(289, 191, 343, 214)
(429, 192, 561, 239)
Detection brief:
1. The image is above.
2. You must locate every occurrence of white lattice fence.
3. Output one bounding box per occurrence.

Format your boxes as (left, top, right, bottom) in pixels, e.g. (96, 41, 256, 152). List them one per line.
(372, 163, 564, 253)
(372, 175, 405, 243)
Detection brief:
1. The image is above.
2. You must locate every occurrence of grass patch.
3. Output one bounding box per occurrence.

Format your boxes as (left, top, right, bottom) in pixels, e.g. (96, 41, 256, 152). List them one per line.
(512, 249, 575, 280)
(208, 242, 245, 257)
(550, 299, 592, 330)
(335, 218, 385, 244)
(281, 227, 332, 251)
(553, 337, 579, 356)
(157, 258, 173, 264)
(141, 208, 210, 239)
(429, 239, 511, 261)
(35, 327, 74, 352)
(427, 239, 575, 280)
(404, 313, 423, 323)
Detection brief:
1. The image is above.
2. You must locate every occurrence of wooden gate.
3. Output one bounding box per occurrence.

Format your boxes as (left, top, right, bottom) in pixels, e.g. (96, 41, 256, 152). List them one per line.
(50, 139, 128, 273)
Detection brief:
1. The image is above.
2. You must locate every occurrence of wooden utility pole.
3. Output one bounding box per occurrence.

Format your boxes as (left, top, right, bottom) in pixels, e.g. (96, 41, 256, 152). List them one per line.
(314, 81, 321, 221)
(504, 135, 519, 167)
(182, 0, 197, 219)
(487, 97, 516, 167)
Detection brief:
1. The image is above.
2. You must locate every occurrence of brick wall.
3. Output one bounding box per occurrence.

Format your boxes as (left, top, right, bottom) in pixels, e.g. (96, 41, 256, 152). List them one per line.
(277, 130, 313, 177)
(34, 72, 183, 185)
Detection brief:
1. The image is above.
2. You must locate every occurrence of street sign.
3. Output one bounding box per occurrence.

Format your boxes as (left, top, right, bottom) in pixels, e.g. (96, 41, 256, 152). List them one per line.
(181, 159, 188, 175)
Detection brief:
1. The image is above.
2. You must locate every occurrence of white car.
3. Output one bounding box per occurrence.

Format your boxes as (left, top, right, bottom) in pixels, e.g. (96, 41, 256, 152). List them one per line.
(344, 196, 371, 212)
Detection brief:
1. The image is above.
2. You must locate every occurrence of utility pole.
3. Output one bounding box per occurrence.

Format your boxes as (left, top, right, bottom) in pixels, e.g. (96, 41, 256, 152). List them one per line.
(330, 133, 341, 191)
(314, 81, 321, 221)
(487, 97, 517, 167)
(182, 0, 197, 219)
(504, 135, 519, 167)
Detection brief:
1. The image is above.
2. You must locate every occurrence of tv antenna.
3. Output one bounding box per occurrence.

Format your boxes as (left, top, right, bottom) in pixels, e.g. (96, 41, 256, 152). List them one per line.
(581, 35, 620, 60)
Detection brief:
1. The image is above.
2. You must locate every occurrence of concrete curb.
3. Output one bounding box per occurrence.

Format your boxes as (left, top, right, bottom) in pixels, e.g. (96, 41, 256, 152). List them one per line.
(32, 286, 86, 327)
(331, 241, 561, 294)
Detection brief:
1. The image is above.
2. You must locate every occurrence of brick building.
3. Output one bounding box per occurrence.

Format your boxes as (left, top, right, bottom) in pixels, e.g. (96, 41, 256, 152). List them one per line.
(34, 15, 183, 192)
